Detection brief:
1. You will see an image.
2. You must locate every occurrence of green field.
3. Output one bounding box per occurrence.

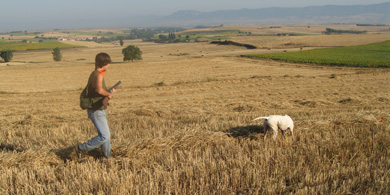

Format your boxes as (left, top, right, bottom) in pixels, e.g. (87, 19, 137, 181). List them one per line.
(244, 40, 390, 67)
(0, 40, 83, 51)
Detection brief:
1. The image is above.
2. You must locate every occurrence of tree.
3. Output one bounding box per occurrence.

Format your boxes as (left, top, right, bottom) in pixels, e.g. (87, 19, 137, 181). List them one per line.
(168, 32, 176, 42)
(122, 45, 142, 62)
(158, 35, 167, 42)
(119, 39, 124, 46)
(0, 50, 13, 62)
(52, 47, 62, 61)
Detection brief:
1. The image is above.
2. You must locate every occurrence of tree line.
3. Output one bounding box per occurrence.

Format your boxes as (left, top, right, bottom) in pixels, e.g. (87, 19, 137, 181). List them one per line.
(323, 28, 367, 35)
(155, 32, 191, 43)
(1, 45, 142, 63)
(1, 27, 189, 63)
(86, 27, 185, 43)
(51, 46, 142, 62)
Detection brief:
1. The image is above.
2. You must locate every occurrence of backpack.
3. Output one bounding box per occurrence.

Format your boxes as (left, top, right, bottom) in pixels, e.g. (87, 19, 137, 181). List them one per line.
(80, 86, 92, 109)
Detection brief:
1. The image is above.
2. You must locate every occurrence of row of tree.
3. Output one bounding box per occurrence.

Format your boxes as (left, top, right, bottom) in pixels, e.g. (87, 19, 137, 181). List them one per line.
(155, 32, 192, 43)
(1, 45, 142, 63)
(0, 49, 62, 63)
(52, 46, 142, 62)
(83, 29, 155, 43)
(86, 27, 185, 43)
(323, 28, 367, 34)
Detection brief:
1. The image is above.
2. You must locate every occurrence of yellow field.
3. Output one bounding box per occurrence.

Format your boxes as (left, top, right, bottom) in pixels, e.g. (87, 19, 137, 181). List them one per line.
(1, 25, 390, 194)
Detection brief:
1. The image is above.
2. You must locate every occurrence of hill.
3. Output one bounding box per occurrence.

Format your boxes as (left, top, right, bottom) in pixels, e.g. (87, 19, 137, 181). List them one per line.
(140, 3, 390, 26)
(2, 3, 389, 32)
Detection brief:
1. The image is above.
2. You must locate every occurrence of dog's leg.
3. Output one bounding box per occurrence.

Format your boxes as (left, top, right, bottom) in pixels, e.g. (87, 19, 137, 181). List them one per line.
(263, 122, 268, 140)
(281, 129, 286, 138)
(272, 127, 278, 140)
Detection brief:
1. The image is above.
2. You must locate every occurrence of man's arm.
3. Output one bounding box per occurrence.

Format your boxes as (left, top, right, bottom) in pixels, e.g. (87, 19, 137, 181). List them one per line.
(92, 72, 113, 98)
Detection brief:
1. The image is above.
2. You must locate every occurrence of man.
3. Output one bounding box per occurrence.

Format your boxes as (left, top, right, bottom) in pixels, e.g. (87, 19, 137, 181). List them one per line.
(76, 53, 115, 159)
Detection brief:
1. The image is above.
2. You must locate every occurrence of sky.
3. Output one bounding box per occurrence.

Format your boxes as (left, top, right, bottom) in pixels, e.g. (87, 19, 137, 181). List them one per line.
(1, 0, 388, 32)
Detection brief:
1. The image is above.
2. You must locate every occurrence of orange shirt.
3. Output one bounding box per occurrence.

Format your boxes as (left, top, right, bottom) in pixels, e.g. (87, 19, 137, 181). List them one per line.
(99, 69, 106, 77)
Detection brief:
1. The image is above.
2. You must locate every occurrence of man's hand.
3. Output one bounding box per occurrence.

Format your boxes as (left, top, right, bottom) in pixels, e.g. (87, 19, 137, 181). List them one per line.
(103, 89, 115, 109)
(103, 82, 119, 109)
(102, 96, 110, 109)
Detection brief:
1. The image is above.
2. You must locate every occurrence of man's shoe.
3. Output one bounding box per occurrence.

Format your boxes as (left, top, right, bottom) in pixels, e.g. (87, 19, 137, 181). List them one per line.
(75, 145, 85, 159)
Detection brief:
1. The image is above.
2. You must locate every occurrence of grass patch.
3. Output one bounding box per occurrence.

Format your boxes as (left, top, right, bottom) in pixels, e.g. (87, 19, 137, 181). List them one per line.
(0, 41, 83, 51)
(206, 77, 218, 82)
(153, 81, 165, 86)
(243, 40, 390, 67)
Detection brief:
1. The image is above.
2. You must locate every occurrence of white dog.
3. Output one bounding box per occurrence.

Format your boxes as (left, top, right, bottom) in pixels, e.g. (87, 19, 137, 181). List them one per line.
(253, 115, 294, 140)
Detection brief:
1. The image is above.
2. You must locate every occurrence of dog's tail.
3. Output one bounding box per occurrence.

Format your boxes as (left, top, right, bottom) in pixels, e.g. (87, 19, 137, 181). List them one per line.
(252, 117, 269, 121)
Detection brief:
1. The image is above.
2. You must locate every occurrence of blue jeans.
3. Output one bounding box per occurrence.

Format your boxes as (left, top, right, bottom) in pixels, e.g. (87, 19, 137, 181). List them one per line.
(79, 109, 111, 158)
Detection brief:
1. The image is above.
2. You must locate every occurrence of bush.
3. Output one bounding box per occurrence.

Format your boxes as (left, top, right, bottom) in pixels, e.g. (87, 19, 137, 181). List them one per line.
(122, 45, 142, 62)
(52, 47, 62, 62)
(0, 50, 13, 62)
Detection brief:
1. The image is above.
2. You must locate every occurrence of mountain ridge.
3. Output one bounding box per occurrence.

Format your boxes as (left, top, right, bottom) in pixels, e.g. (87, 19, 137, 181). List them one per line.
(140, 2, 390, 26)
(2, 3, 389, 32)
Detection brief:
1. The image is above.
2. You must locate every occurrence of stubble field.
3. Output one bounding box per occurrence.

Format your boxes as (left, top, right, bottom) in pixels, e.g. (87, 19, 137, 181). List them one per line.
(1, 25, 390, 194)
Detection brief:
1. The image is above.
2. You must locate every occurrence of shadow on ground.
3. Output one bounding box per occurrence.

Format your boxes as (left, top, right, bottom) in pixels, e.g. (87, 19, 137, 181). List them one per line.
(52, 146, 103, 162)
(0, 143, 25, 153)
(224, 125, 264, 140)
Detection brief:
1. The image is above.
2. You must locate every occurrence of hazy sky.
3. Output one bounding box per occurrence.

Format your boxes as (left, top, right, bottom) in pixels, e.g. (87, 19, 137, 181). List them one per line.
(1, 0, 387, 32)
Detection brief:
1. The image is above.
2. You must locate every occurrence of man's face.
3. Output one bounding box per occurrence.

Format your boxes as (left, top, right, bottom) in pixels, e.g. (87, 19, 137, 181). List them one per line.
(102, 64, 110, 70)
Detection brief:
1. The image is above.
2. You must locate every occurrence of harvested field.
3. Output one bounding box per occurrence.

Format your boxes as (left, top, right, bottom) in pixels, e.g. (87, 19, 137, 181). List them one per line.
(1, 25, 390, 194)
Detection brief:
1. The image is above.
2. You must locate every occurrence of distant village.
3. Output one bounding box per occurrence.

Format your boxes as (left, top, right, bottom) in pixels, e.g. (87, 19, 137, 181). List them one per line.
(56, 36, 96, 41)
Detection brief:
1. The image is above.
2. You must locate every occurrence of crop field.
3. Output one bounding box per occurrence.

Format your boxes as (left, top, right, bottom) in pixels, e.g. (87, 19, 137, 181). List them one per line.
(1, 25, 390, 194)
(0, 41, 82, 51)
(244, 40, 390, 67)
